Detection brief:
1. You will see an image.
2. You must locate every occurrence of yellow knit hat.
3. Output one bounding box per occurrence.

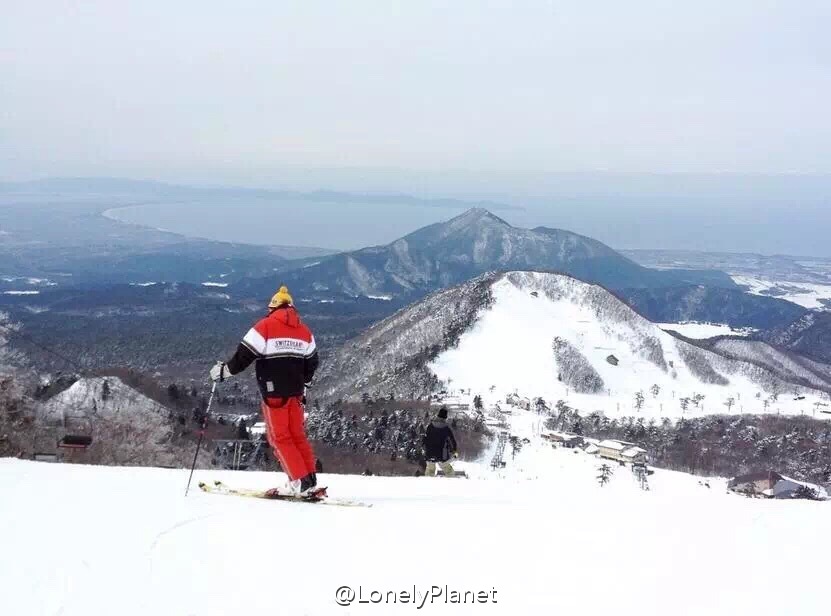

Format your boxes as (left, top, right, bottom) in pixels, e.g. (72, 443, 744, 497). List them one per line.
(269, 285, 293, 308)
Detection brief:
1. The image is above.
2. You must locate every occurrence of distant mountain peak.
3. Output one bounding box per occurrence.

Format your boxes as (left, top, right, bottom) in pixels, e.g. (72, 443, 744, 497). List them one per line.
(447, 207, 511, 228)
(273, 206, 737, 300)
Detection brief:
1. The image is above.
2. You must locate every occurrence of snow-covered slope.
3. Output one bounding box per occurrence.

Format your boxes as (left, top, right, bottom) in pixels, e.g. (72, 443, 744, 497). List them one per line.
(38, 377, 185, 466)
(41, 376, 169, 422)
(707, 339, 831, 393)
(658, 322, 755, 339)
(761, 310, 831, 365)
(732, 274, 831, 310)
(318, 272, 831, 417)
(3, 430, 830, 616)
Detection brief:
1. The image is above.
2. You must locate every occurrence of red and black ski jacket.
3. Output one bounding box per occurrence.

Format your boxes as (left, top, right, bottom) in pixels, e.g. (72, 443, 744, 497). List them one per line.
(226, 305, 319, 402)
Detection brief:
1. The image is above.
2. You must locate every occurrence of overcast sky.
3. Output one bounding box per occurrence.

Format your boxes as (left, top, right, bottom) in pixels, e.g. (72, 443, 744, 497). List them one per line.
(3, 0, 830, 179)
(2, 1, 830, 254)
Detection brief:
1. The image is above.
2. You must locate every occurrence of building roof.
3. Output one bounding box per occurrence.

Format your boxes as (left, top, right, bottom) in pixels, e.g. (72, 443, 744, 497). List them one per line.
(621, 447, 647, 458)
(774, 476, 828, 499)
(598, 440, 628, 451)
(550, 431, 583, 442)
(728, 470, 783, 488)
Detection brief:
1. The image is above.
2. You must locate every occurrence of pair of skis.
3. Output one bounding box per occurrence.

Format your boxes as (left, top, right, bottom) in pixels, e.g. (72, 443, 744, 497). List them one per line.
(198, 480, 371, 508)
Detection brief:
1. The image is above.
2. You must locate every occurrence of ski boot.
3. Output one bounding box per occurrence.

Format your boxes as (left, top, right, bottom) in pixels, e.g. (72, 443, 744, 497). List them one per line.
(264, 478, 301, 499)
(300, 473, 328, 499)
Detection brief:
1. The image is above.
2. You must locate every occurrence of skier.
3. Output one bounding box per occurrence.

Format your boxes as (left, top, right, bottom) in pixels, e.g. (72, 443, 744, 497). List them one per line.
(422, 407, 459, 477)
(210, 285, 320, 495)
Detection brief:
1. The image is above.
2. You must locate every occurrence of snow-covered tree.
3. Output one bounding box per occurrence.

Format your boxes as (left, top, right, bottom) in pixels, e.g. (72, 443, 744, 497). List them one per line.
(0, 313, 33, 458)
(650, 384, 661, 398)
(597, 464, 613, 487)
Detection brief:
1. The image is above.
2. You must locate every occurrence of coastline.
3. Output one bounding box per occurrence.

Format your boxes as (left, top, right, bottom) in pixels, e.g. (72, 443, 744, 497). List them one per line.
(101, 203, 339, 258)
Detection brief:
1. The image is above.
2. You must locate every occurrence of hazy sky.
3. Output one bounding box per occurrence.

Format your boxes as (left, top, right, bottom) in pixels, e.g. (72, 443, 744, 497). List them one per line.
(2, 0, 830, 181)
(2, 2, 831, 255)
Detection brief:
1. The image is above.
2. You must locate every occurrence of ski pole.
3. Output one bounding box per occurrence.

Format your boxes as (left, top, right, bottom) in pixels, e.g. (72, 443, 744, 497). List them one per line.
(185, 381, 217, 497)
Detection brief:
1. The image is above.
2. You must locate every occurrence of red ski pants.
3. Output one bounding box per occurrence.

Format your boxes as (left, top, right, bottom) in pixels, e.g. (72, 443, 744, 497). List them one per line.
(262, 397, 316, 481)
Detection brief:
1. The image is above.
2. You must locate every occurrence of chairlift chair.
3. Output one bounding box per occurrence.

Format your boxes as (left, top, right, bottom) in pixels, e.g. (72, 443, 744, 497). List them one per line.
(58, 434, 93, 449)
(58, 416, 93, 451)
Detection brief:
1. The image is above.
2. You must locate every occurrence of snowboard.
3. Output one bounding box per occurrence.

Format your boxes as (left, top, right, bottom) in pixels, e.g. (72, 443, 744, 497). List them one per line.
(198, 480, 372, 508)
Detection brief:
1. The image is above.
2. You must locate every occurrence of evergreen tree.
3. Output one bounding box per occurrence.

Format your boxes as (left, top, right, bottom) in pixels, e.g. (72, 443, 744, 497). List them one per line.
(167, 383, 180, 401)
(794, 484, 820, 500)
(650, 384, 661, 398)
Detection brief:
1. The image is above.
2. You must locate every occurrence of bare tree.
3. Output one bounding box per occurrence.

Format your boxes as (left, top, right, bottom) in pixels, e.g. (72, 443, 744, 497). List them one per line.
(0, 313, 35, 457)
(84, 408, 193, 467)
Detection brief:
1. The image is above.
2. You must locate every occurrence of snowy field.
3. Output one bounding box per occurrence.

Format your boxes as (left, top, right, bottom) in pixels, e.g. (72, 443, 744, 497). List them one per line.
(658, 322, 754, 339)
(731, 275, 831, 310)
(3, 412, 831, 616)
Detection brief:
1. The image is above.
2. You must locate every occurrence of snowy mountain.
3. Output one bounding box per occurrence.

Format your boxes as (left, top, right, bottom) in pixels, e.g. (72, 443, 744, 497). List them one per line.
(39, 376, 188, 466)
(760, 311, 831, 365)
(251, 208, 735, 301)
(703, 338, 831, 392)
(41, 376, 170, 422)
(315, 271, 831, 416)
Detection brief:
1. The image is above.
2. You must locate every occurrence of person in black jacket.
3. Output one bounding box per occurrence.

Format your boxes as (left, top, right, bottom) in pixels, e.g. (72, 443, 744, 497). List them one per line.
(422, 407, 459, 476)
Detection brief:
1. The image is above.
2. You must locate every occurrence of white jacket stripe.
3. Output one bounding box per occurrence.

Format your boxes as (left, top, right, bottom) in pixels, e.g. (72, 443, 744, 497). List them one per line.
(263, 337, 315, 357)
(242, 328, 267, 356)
